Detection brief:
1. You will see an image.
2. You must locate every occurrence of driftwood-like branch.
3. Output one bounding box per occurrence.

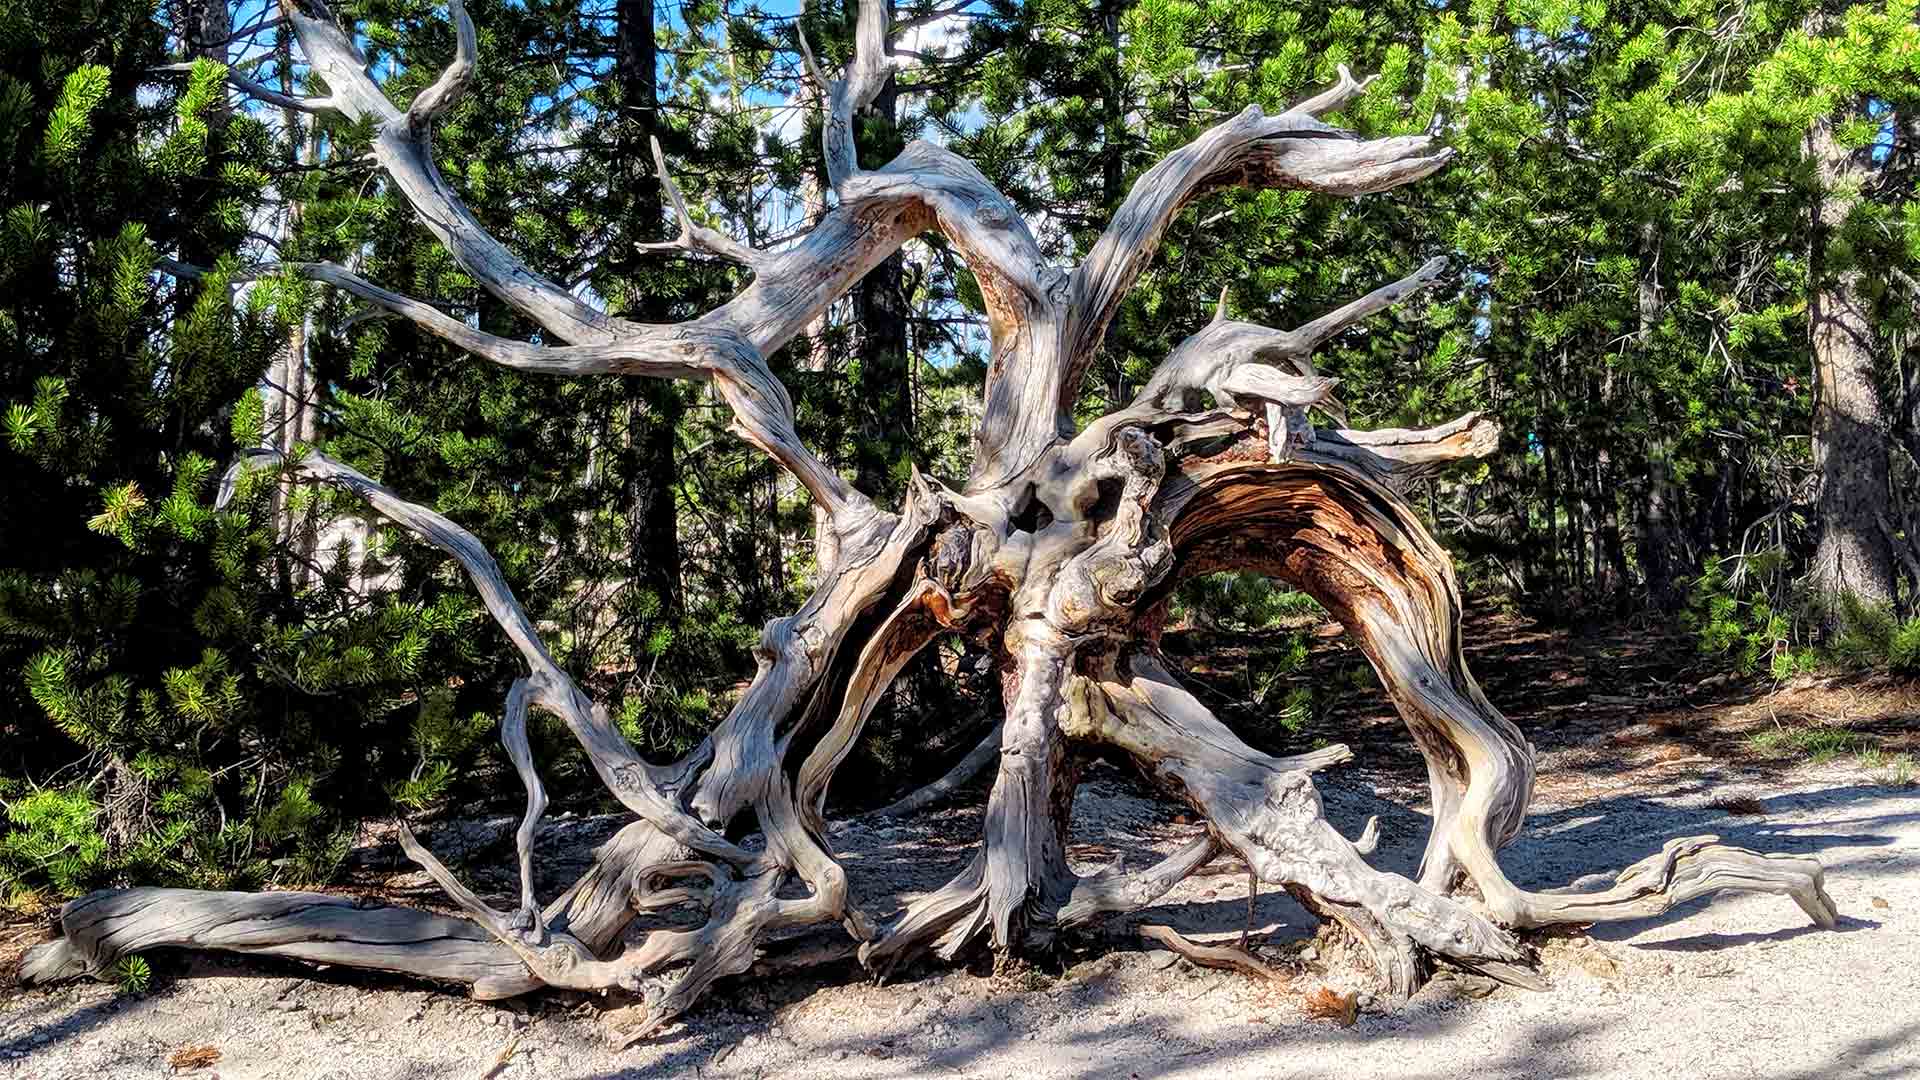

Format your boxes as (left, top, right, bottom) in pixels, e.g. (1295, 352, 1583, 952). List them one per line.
(1217, 368, 1340, 462)
(1059, 835, 1220, 926)
(498, 677, 547, 926)
(1074, 649, 1528, 999)
(1137, 255, 1448, 427)
(1137, 924, 1287, 984)
(1288, 63, 1378, 119)
(1063, 114, 1451, 423)
(152, 61, 337, 114)
(1292, 255, 1449, 351)
(798, 0, 898, 194)
(391, 821, 612, 991)
(20, 889, 532, 990)
(24, 1, 1844, 1042)
(219, 449, 745, 864)
(637, 135, 768, 268)
(278, 0, 625, 345)
(226, 260, 710, 377)
(1146, 452, 1836, 951)
(405, 0, 477, 135)
(861, 721, 1003, 820)
(1309, 412, 1502, 490)
(170, 252, 864, 528)
(1494, 835, 1838, 929)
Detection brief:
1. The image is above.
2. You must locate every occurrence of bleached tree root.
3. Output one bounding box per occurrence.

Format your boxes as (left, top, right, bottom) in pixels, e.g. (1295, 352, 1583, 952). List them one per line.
(1480, 836, 1839, 931)
(1075, 649, 1531, 999)
(19, 0, 1844, 1043)
(1058, 835, 1221, 927)
(18, 889, 533, 994)
(1135, 439, 1837, 983)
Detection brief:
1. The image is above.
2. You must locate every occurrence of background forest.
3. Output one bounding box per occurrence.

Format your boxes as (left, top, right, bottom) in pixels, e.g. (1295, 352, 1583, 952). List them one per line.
(2, 0, 1918, 909)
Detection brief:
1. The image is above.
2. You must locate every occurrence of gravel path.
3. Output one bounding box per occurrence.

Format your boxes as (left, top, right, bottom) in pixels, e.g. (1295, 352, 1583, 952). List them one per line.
(4, 767, 1916, 1080)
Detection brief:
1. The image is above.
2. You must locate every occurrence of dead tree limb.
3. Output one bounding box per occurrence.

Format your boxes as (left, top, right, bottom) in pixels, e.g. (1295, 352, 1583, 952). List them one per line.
(22, 0, 1839, 1043)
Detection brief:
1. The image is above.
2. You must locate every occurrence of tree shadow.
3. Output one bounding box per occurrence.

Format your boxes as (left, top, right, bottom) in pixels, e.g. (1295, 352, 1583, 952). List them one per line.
(9, 742, 1915, 1076)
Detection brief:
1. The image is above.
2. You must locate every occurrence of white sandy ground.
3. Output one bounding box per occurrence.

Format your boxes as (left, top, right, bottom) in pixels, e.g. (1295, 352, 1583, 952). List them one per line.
(3, 763, 1916, 1080)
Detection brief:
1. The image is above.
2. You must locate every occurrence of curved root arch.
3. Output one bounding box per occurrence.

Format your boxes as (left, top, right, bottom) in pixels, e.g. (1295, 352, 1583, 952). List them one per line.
(1152, 458, 1837, 932)
(1156, 461, 1534, 889)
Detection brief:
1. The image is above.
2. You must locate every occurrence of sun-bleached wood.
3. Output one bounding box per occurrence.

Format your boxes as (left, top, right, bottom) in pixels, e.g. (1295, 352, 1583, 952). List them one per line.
(23, 0, 1840, 1043)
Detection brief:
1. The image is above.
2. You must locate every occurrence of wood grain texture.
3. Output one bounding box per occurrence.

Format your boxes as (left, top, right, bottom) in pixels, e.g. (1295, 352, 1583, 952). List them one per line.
(23, 0, 1839, 1042)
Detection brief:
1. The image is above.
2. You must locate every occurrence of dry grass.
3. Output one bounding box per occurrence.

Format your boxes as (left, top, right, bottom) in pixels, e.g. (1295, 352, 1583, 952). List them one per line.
(1301, 986, 1358, 1027)
(167, 1045, 221, 1071)
(1711, 795, 1768, 816)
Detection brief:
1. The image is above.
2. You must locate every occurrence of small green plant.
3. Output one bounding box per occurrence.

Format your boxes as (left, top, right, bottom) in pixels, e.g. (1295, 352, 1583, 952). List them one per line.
(0, 784, 111, 899)
(1828, 598, 1920, 676)
(1745, 725, 1871, 762)
(1172, 572, 1322, 632)
(1860, 749, 1916, 786)
(1278, 686, 1315, 734)
(1246, 633, 1311, 707)
(114, 955, 152, 994)
(1684, 562, 1818, 679)
(1237, 630, 1320, 741)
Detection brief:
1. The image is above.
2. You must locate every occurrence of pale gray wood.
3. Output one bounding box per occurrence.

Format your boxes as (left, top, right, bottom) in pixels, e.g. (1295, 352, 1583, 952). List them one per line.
(1152, 431, 1836, 944)
(636, 135, 769, 268)
(22, 889, 532, 994)
(24, 0, 1842, 1041)
(1058, 835, 1219, 927)
(1075, 648, 1529, 1000)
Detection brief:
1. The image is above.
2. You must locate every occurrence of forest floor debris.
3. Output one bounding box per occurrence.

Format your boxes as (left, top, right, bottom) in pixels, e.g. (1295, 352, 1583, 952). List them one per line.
(5, 615, 1917, 1079)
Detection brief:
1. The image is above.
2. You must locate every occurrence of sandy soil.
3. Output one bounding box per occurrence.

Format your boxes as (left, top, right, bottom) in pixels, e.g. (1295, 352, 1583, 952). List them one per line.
(4, 752, 1915, 1080)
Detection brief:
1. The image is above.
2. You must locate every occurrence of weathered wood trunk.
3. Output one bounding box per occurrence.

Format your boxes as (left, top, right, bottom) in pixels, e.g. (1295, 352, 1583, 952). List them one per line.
(23, 0, 1841, 1046)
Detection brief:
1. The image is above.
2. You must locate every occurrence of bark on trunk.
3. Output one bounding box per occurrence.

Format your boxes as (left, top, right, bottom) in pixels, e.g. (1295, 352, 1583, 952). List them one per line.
(616, 0, 684, 619)
(1633, 220, 1686, 610)
(1807, 108, 1897, 622)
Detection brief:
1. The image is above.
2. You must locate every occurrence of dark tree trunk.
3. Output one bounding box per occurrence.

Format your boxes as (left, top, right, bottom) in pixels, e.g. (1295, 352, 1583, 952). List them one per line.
(1541, 405, 1562, 615)
(1594, 416, 1629, 609)
(1631, 221, 1685, 610)
(615, 0, 684, 616)
(1100, 0, 1125, 210)
(852, 1, 910, 500)
(1637, 441, 1683, 608)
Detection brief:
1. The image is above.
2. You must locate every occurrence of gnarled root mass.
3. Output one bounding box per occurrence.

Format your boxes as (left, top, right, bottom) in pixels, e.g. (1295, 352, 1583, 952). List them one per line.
(22, 0, 1839, 1045)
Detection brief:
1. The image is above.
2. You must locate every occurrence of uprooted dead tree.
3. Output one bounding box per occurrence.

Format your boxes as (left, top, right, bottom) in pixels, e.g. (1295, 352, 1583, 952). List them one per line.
(22, 0, 1840, 1044)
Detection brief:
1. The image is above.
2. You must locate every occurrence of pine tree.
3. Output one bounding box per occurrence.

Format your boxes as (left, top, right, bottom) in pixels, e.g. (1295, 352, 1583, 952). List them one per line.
(0, 0, 498, 906)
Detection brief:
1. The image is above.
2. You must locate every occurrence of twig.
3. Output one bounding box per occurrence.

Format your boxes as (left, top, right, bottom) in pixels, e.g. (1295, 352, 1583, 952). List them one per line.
(1242, 867, 1257, 952)
(1138, 924, 1287, 984)
(477, 1029, 521, 1080)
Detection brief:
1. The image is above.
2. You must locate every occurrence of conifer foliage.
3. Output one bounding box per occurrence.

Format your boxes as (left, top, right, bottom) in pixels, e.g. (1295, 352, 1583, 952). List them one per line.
(0, 0, 493, 907)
